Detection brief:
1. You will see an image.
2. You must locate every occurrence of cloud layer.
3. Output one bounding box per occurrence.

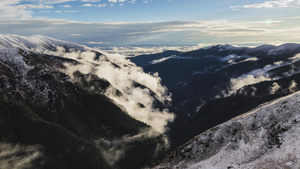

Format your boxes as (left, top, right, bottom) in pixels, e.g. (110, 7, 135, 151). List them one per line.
(231, 0, 300, 10)
(1, 19, 299, 47)
(30, 39, 175, 133)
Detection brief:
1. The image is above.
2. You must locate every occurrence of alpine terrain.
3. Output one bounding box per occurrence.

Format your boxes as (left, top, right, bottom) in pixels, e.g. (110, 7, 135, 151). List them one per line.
(130, 44, 300, 148)
(156, 91, 300, 168)
(1, 34, 300, 169)
(0, 34, 174, 169)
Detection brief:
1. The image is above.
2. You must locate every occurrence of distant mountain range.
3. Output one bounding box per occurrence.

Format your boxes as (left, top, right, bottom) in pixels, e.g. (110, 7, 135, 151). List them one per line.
(1, 34, 300, 169)
(130, 43, 300, 149)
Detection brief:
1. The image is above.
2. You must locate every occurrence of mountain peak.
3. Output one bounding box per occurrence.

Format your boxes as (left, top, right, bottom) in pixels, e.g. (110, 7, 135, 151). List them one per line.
(206, 44, 238, 51)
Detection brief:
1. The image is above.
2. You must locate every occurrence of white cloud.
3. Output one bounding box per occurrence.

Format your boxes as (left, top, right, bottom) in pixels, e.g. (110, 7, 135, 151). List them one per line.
(39, 10, 50, 13)
(289, 80, 298, 92)
(37, 0, 76, 4)
(232, 0, 300, 10)
(269, 82, 281, 94)
(226, 61, 288, 96)
(60, 5, 72, 8)
(0, 1, 33, 19)
(55, 10, 62, 13)
(65, 10, 77, 12)
(99, 43, 269, 57)
(81, 0, 102, 2)
(289, 53, 300, 60)
(95, 128, 167, 166)
(98, 4, 107, 7)
(0, 19, 299, 47)
(69, 33, 82, 36)
(83, 3, 93, 6)
(243, 57, 259, 62)
(107, 0, 126, 3)
(90, 52, 174, 133)
(39, 44, 175, 133)
(16, 4, 54, 9)
(230, 74, 272, 95)
(87, 41, 108, 44)
(83, 3, 106, 7)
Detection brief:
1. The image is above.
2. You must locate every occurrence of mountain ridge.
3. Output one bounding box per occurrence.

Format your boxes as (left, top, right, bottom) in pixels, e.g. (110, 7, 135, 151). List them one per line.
(0, 34, 172, 169)
(156, 90, 300, 168)
(130, 41, 300, 149)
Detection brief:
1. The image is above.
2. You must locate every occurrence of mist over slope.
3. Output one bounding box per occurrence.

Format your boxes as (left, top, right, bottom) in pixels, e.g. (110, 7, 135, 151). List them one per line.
(156, 91, 300, 169)
(0, 34, 174, 169)
(0, 34, 174, 133)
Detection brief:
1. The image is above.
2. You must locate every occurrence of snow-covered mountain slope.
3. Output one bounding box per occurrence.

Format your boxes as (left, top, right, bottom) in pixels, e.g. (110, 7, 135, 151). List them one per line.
(0, 34, 85, 51)
(0, 34, 174, 169)
(156, 91, 300, 169)
(0, 34, 174, 134)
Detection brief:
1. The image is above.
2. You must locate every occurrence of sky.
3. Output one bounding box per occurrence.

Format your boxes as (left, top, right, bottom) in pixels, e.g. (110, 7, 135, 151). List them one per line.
(0, 0, 300, 47)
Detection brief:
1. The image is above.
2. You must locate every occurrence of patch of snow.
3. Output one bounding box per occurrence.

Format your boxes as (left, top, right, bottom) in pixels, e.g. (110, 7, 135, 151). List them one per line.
(214, 44, 240, 52)
(289, 53, 300, 62)
(150, 56, 173, 64)
(242, 57, 258, 62)
(0, 47, 33, 74)
(171, 56, 198, 60)
(192, 71, 205, 75)
(219, 54, 242, 62)
(177, 81, 188, 87)
(149, 55, 201, 65)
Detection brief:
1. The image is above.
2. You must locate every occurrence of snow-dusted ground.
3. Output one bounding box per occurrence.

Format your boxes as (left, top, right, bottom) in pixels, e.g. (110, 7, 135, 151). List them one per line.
(156, 91, 300, 169)
(0, 34, 85, 52)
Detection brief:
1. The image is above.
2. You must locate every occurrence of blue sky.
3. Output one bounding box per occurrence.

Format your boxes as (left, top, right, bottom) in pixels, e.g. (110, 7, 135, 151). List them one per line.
(0, 0, 300, 47)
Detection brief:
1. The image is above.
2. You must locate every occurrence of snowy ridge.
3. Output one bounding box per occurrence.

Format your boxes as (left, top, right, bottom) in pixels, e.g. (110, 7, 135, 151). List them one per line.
(204, 44, 241, 51)
(0, 34, 85, 52)
(216, 44, 240, 51)
(268, 43, 300, 56)
(156, 91, 300, 169)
